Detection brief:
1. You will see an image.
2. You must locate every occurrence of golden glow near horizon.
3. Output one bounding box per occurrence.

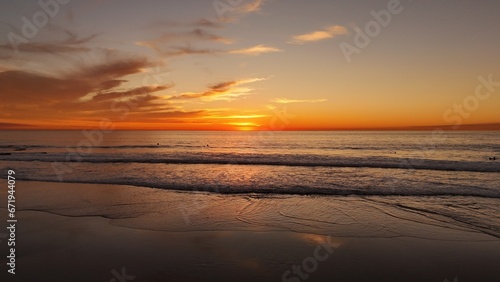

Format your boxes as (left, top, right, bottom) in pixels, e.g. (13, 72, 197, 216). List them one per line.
(0, 0, 499, 130)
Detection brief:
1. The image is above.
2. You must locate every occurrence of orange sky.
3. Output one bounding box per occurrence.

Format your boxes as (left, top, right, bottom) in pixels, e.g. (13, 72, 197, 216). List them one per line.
(1, 0, 500, 130)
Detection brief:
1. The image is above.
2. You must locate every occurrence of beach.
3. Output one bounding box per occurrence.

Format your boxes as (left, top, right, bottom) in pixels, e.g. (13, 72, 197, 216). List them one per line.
(1, 180, 499, 282)
(1, 131, 499, 281)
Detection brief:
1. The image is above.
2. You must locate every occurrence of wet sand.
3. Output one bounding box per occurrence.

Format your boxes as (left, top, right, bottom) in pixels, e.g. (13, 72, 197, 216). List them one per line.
(0, 181, 499, 281)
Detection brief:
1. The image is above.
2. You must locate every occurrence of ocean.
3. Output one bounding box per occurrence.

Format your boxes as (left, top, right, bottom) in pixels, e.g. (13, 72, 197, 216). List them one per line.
(1, 130, 499, 237)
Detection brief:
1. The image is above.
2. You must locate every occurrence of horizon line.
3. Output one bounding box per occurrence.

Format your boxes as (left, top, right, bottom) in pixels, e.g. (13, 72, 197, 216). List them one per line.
(1, 123, 500, 131)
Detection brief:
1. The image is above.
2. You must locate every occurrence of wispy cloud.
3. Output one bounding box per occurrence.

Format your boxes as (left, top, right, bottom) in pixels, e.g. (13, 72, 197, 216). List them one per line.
(0, 42, 89, 54)
(139, 29, 233, 46)
(190, 28, 233, 44)
(168, 78, 268, 101)
(230, 44, 282, 56)
(136, 28, 232, 57)
(77, 58, 149, 80)
(163, 46, 222, 57)
(271, 98, 327, 104)
(290, 25, 347, 44)
(194, 19, 224, 29)
(147, 19, 224, 29)
(92, 85, 173, 102)
(0, 30, 97, 56)
(218, 0, 266, 22)
(240, 0, 265, 13)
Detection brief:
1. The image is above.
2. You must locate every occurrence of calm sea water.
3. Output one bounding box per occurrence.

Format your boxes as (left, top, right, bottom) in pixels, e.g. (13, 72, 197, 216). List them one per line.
(1, 130, 500, 237)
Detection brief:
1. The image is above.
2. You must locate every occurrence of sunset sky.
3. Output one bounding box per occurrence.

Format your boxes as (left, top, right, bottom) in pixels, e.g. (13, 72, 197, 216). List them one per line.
(1, 0, 499, 130)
